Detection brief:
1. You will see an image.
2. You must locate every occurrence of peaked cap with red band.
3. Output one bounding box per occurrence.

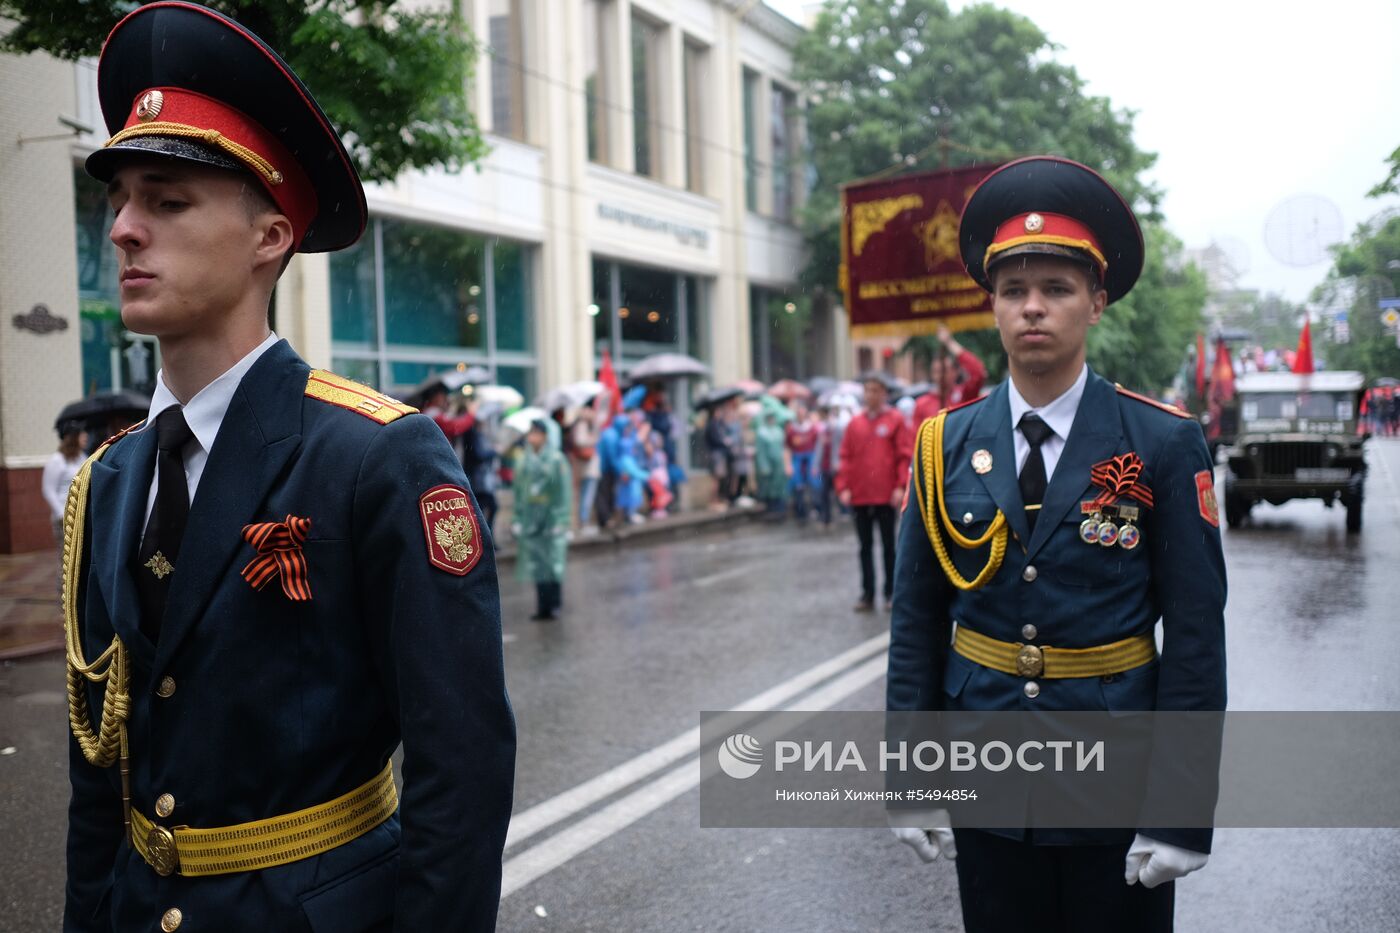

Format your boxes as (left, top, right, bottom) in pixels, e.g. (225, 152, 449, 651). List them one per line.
(959, 156, 1144, 304)
(85, 1, 366, 253)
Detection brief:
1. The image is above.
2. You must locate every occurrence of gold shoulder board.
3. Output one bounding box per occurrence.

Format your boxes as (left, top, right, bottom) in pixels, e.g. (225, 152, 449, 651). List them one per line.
(1114, 384, 1189, 419)
(305, 370, 417, 425)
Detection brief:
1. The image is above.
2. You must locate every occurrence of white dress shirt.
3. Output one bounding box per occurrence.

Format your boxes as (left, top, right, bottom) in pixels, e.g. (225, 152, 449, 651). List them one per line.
(1007, 364, 1088, 484)
(138, 332, 279, 526)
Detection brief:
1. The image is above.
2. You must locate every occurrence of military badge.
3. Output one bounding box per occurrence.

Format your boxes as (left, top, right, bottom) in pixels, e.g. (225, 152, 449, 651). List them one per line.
(420, 485, 483, 576)
(1195, 470, 1220, 527)
(971, 449, 993, 474)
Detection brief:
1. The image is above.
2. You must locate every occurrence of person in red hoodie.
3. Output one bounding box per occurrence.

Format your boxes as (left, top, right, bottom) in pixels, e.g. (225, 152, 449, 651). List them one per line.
(912, 323, 987, 426)
(836, 374, 913, 611)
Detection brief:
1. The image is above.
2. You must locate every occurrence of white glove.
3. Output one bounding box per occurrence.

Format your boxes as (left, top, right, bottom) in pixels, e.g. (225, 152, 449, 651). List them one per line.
(888, 809, 957, 863)
(1124, 834, 1208, 888)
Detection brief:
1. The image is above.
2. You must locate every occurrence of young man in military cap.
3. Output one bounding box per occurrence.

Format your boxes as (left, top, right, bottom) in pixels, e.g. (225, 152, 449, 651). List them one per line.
(62, 4, 514, 931)
(886, 157, 1226, 931)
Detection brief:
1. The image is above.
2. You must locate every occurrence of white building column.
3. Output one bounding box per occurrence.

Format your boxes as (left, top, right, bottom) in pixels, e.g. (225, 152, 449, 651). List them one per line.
(0, 51, 85, 550)
(710, 9, 750, 385)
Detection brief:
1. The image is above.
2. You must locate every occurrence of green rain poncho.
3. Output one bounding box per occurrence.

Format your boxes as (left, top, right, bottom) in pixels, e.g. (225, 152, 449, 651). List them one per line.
(513, 429, 572, 584)
(754, 395, 791, 505)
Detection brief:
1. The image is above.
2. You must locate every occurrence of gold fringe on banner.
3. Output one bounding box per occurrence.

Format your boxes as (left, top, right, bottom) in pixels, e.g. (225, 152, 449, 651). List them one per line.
(848, 311, 995, 341)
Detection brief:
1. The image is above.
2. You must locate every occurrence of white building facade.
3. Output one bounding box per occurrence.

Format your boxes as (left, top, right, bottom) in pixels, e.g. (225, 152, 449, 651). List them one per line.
(0, 0, 851, 552)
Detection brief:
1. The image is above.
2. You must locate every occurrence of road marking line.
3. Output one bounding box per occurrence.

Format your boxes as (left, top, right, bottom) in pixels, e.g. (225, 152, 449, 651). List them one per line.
(500, 654, 889, 898)
(503, 632, 890, 850)
(689, 565, 755, 588)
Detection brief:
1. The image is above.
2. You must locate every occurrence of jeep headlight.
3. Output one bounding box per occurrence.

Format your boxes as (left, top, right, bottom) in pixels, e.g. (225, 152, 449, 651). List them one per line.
(1247, 445, 1259, 457)
(1326, 444, 1339, 460)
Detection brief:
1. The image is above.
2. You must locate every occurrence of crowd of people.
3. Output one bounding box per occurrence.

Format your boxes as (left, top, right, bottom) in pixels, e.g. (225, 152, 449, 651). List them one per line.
(1361, 384, 1400, 436)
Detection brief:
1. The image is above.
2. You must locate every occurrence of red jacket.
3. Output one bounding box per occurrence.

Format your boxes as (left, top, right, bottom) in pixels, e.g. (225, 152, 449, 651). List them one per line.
(835, 406, 912, 506)
(913, 348, 986, 426)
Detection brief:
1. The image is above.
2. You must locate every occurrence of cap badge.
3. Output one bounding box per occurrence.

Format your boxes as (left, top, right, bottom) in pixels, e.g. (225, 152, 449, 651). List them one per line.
(135, 90, 164, 122)
(1024, 212, 1045, 233)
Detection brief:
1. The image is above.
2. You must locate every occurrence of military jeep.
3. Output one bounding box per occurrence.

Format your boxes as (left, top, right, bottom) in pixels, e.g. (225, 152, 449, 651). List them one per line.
(1222, 371, 1368, 532)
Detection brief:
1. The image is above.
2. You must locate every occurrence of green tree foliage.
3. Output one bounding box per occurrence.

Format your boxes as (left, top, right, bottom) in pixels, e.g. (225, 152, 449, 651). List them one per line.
(0, 0, 486, 183)
(1213, 290, 1305, 352)
(795, 0, 1205, 392)
(1313, 211, 1400, 380)
(1368, 144, 1400, 198)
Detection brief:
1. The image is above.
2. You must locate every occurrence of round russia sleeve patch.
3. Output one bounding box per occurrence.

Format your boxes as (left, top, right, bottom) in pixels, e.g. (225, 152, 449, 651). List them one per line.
(420, 484, 483, 576)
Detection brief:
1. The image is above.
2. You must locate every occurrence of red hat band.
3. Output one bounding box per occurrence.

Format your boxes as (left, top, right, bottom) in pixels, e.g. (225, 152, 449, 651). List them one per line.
(104, 86, 318, 248)
(984, 211, 1108, 276)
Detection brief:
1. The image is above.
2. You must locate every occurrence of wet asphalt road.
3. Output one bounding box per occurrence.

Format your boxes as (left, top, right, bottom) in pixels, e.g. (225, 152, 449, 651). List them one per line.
(4, 439, 1400, 931)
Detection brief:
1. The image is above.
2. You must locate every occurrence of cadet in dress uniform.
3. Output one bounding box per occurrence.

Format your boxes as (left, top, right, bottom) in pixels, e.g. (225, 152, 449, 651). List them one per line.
(886, 157, 1226, 932)
(62, 4, 515, 931)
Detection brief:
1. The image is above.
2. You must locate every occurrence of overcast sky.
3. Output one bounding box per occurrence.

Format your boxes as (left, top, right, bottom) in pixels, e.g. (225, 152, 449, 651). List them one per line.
(772, 0, 1400, 303)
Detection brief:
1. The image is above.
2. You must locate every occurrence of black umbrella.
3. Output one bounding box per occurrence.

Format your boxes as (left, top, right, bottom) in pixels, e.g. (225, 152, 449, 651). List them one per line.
(806, 376, 838, 397)
(56, 390, 151, 430)
(696, 386, 744, 409)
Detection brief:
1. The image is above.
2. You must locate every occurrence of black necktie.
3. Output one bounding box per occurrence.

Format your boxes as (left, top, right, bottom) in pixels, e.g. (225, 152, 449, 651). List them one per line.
(1018, 413, 1054, 533)
(135, 406, 194, 640)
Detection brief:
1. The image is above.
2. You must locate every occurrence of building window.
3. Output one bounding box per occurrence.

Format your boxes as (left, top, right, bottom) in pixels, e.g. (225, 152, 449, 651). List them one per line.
(742, 68, 761, 212)
(584, 0, 610, 164)
(488, 0, 528, 141)
(771, 85, 798, 222)
(631, 13, 662, 179)
(72, 165, 160, 395)
(683, 40, 708, 195)
(750, 286, 809, 382)
(330, 217, 537, 398)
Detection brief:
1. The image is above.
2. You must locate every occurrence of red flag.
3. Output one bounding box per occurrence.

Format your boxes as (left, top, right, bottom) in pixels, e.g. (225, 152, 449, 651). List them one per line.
(1209, 339, 1235, 403)
(597, 348, 621, 417)
(1194, 332, 1207, 398)
(1291, 319, 1315, 374)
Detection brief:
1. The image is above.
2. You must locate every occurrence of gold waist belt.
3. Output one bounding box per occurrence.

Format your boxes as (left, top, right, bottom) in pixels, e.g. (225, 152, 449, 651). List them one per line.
(954, 626, 1156, 679)
(131, 762, 397, 877)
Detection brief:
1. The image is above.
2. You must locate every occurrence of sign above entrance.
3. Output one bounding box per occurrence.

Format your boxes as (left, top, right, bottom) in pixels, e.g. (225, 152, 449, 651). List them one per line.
(598, 204, 710, 250)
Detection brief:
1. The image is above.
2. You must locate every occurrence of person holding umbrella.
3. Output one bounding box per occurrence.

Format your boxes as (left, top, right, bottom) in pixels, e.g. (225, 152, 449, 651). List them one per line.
(43, 419, 88, 546)
(512, 419, 572, 621)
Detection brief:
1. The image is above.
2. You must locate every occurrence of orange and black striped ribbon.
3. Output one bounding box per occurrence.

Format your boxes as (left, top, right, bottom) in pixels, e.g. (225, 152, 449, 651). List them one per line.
(1089, 453, 1155, 510)
(241, 515, 312, 601)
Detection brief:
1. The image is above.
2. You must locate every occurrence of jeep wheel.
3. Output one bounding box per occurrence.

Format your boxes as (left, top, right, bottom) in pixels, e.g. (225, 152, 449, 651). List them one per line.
(1345, 493, 1363, 533)
(1225, 494, 1250, 528)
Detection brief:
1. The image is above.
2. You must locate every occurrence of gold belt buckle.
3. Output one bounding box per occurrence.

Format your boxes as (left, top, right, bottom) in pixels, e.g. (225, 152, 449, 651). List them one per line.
(146, 825, 180, 877)
(1015, 644, 1044, 678)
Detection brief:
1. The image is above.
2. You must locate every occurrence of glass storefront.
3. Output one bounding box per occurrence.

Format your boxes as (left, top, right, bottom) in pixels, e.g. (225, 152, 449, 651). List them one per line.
(749, 285, 811, 382)
(591, 258, 706, 368)
(330, 217, 538, 399)
(73, 166, 160, 395)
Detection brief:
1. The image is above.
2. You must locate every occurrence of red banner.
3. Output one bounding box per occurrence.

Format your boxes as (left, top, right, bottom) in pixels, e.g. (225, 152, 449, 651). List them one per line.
(840, 164, 1001, 339)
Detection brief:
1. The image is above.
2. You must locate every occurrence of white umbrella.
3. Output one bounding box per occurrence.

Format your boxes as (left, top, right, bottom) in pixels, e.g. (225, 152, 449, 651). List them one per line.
(535, 380, 605, 412)
(626, 352, 710, 381)
(473, 384, 524, 411)
(502, 406, 549, 436)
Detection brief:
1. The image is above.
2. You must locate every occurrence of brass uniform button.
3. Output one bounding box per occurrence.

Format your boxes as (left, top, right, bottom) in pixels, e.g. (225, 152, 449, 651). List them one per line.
(161, 907, 183, 931)
(157, 676, 176, 698)
(1021, 624, 1038, 641)
(962, 511, 974, 525)
(1023, 681, 1041, 699)
(1022, 565, 1038, 583)
(155, 793, 175, 818)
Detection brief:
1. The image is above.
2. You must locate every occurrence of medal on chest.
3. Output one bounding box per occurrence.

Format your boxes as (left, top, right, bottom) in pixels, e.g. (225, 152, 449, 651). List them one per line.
(1079, 452, 1153, 550)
